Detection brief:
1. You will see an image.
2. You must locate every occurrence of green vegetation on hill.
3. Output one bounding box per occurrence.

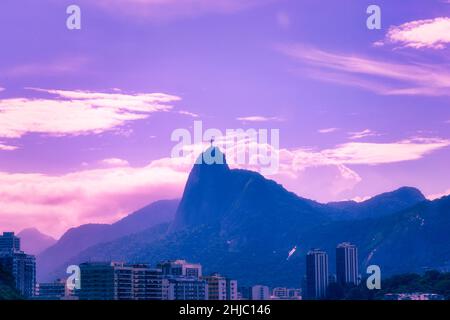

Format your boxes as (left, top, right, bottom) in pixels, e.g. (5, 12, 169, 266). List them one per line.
(327, 270, 450, 300)
(378, 270, 450, 299)
(0, 265, 22, 300)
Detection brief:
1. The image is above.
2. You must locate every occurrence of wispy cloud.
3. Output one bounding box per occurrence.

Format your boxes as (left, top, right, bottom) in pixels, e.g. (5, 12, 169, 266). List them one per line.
(381, 17, 450, 49)
(0, 88, 180, 138)
(178, 110, 199, 118)
(348, 129, 380, 140)
(0, 142, 18, 151)
(265, 138, 450, 191)
(318, 138, 450, 165)
(279, 44, 450, 96)
(236, 116, 284, 122)
(6, 57, 89, 77)
(318, 128, 339, 134)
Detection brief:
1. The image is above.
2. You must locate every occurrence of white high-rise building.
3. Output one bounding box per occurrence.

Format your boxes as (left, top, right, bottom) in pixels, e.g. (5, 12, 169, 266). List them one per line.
(203, 273, 238, 300)
(306, 249, 329, 299)
(336, 242, 359, 286)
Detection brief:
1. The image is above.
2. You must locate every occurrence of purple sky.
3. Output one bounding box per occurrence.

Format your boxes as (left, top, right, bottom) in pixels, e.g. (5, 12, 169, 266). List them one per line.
(0, 0, 449, 237)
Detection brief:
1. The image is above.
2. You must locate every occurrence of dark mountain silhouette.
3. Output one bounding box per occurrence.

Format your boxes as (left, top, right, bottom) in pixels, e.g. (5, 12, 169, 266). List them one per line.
(43, 147, 450, 287)
(170, 147, 232, 231)
(170, 147, 329, 234)
(298, 195, 450, 277)
(37, 199, 179, 281)
(327, 186, 426, 220)
(17, 228, 56, 255)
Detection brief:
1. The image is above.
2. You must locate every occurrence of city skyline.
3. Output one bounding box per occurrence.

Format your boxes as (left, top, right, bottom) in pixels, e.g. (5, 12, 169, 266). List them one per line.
(1, 230, 448, 300)
(0, 230, 346, 301)
(0, 0, 449, 237)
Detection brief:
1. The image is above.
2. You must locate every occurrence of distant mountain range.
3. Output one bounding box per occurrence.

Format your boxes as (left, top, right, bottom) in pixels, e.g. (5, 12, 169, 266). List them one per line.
(37, 199, 178, 281)
(326, 186, 426, 220)
(38, 147, 450, 287)
(17, 228, 56, 255)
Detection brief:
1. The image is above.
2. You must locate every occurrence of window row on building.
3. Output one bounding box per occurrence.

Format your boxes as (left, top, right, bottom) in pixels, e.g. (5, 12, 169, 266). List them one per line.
(0, 232, 36, 298)
(76, 260, 238, 300)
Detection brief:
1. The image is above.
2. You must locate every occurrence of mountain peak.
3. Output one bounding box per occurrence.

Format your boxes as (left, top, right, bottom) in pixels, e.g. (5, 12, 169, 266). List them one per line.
(195, 146, 228, 167)
(368, 186, 426, 206)
(17, 228, 56, 255)
(327, 186, 426, 220)
(18, 227, 43, 236)
(389, 186, 425, 199)
(170, 147, 231, 232)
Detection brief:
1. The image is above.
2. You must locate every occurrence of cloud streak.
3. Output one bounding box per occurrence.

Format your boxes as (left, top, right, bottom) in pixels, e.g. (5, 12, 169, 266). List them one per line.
(318, 128, 338, 134)
(279, 44, 450, 96)
(348, 129, 380, 140)
(236, 116, 284, 122)
(0, 88, 180, 138)
(0, 142, 18, 151)
(315, 138, 450, 166)
(6, 57, 89, 77)
(284, 138, 449, 168)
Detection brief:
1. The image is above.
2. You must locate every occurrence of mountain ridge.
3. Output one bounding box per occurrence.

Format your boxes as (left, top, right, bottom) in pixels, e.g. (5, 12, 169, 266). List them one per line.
(37, 199, 179, 281)
(37, 148, 448, 286)
(17, 228, 56, 255)
(327, 186, 426, 220)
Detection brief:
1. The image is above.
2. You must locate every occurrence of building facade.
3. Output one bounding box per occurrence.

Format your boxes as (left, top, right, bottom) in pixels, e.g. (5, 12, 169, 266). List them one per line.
(158, 260, 202, 278)
(251, 285, 270, 300)
(384, 293, 445, 300)
(336, 242, 359, 286)
(36, 280, 66, 300)
(272, 287, 302, 300)
(167, 277, 208, 300)
(78, 262, 169, 300)
(306, 249, 329, 299)
(78, 262, 116, 300)
(133, 264, 169, 300)
(203, 273, 238, 300)
(237, 286, 252, 300)
(226, 278, 238, 300)
(204, 273, 226, 300)
(0, 232, 36, 298)
(75, 260, 240, 301)
(0, 232, 20, 252)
